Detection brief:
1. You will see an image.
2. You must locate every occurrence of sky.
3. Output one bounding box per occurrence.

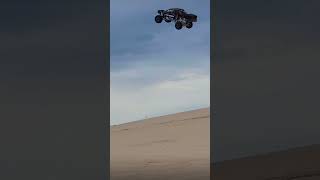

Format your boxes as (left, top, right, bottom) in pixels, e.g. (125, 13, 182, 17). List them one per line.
(110, 0, 210, 125)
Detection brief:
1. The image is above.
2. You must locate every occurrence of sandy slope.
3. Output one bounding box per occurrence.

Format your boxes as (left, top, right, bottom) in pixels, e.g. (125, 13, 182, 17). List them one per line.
(110, 108, 210, 180)
(213, 144, 320, 180)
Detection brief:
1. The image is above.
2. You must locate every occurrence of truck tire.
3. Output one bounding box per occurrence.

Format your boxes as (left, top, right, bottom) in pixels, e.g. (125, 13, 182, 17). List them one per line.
(186, 22, 193, 29)
(155, 15, 163, 23)
(175, 21, 183, 30)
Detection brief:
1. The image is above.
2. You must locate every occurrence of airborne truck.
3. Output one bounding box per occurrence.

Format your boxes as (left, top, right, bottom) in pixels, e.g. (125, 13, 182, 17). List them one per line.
(155, 8, 198, 30)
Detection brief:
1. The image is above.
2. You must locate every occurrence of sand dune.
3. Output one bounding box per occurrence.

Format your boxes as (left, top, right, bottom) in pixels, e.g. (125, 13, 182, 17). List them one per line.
(213, 144, 320, 180)
(110, 108, 210, 180)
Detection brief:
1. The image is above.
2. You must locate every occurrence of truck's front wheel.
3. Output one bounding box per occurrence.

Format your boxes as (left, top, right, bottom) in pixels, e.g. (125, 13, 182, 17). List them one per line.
(175, 21, 183, 30)
(186, 22, 193, 29)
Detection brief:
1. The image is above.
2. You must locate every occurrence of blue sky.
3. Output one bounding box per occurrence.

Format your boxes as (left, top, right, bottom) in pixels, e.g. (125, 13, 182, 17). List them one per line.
(110, 0, 210, 125)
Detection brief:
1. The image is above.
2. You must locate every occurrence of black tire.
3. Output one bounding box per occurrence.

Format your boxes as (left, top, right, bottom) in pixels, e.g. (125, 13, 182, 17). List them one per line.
(175, 21, 183, 30)
(186, 22, 193, 29)
(155, 15, 163, 23)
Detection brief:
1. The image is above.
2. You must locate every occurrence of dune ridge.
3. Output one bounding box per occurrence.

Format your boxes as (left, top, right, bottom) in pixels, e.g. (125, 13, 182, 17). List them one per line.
(111, 107, 210, 180)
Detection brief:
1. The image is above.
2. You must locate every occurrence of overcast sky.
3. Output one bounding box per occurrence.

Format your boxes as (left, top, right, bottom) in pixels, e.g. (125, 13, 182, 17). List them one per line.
(110, 0, 210, 125)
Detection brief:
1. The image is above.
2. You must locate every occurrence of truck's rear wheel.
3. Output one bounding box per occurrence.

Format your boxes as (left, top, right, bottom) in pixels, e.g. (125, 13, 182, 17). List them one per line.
(186, 22, 193, 29)
(155, 15, 163, 23)
(175, 21, 183, 30)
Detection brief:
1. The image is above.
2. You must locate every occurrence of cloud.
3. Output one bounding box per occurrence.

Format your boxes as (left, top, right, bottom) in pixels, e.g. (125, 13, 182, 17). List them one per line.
(110, 64, 210, 125)
(111, 0, 210, 69)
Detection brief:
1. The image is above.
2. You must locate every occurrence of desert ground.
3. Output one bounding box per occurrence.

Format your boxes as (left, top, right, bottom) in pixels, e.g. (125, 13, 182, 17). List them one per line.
(110, 108, 210, 180)
(111, 107, 320, 180)
(213, 144, 320, 180)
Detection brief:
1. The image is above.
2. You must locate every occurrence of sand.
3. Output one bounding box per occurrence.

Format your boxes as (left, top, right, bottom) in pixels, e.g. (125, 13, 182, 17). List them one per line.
(110, 108, 210, 180)
(111, 107, 320, 180)
(213, 144, 320, 180)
